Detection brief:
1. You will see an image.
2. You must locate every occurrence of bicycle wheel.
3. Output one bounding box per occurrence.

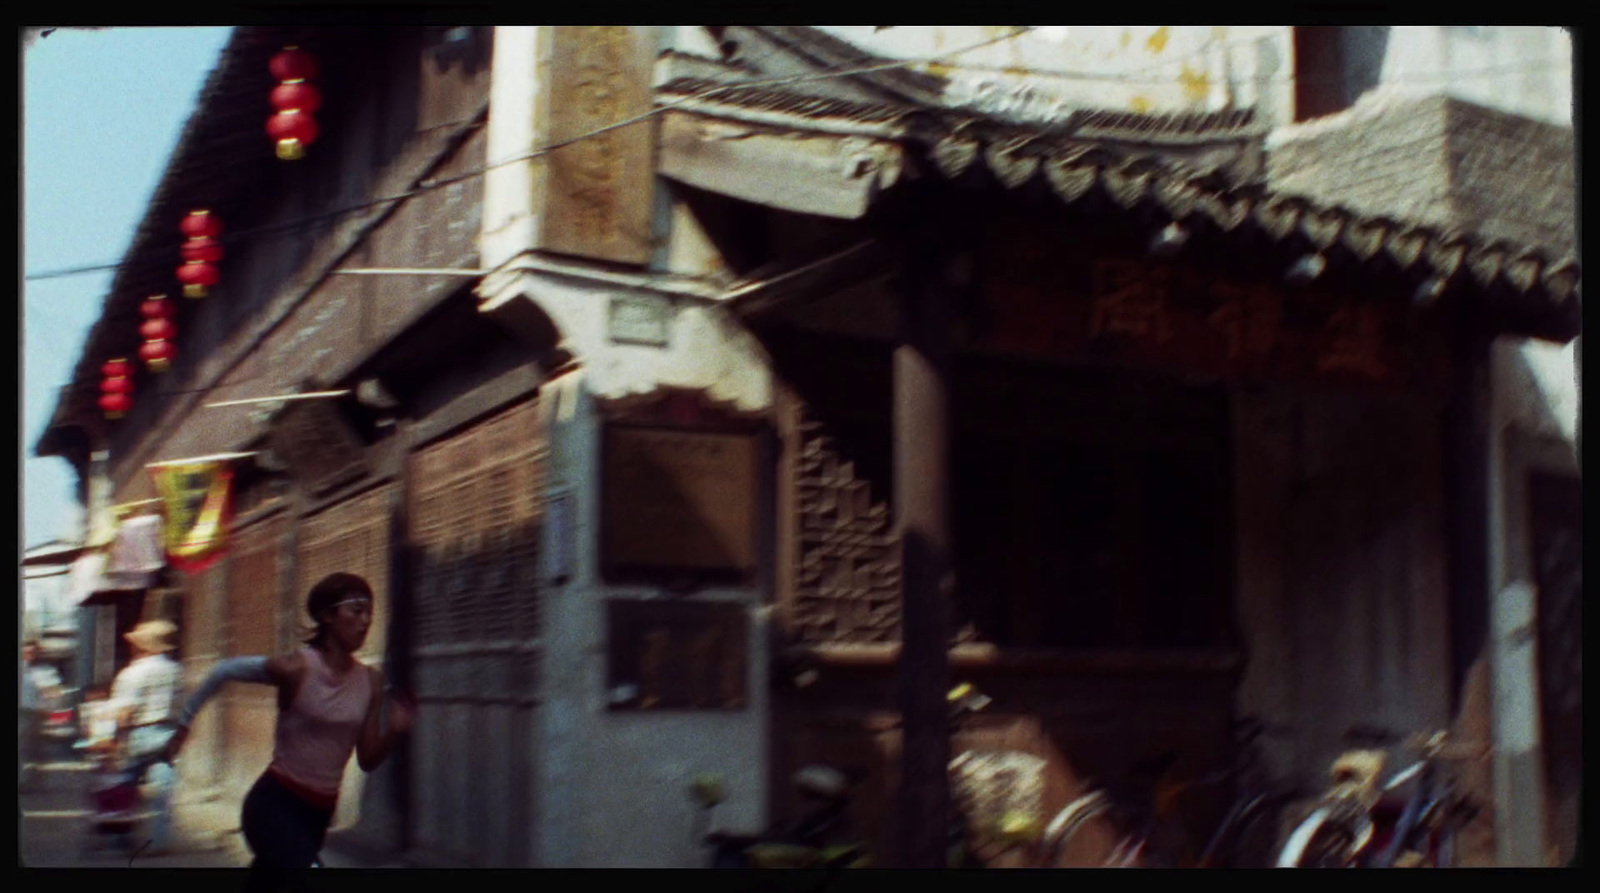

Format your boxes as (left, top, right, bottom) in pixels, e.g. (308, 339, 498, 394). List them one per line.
(1276, 806, 1357, 868)
(1207, 792, 1298, 868)
(1043, 792, 1127, 867)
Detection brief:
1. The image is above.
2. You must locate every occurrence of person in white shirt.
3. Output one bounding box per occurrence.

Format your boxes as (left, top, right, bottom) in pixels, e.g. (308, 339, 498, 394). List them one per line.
(108, 619, 183, 853)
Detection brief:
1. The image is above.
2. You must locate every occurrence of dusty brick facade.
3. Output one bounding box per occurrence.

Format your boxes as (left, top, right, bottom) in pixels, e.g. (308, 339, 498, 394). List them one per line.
(1266, 91, 1576, 255)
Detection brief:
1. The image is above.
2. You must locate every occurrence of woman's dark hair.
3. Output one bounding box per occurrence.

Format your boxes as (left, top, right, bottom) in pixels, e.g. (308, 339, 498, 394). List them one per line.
(303, 572, 374, 646)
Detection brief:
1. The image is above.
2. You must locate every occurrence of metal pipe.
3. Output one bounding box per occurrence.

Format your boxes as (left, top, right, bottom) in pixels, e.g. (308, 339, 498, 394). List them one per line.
(203, 390, 349, 409)
(145, 451, 259, 468)
(331, 268, 489, 276)
(333, 261, 722, 301)
(109, 497, 163, 511)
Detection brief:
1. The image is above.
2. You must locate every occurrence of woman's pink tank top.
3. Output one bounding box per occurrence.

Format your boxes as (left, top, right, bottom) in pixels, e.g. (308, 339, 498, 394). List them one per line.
(268, 646, 372, 801)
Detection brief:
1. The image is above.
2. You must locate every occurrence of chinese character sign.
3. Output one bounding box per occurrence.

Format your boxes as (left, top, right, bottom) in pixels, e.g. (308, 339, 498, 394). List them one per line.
(150, 461, 234, 572)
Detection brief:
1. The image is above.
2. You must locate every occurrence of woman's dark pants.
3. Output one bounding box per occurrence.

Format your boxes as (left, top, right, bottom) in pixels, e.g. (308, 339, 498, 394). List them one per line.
(241, 772, 334, 890)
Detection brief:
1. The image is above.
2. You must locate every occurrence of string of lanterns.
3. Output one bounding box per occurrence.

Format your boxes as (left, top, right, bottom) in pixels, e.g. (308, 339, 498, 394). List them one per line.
(177, 209, 224, 298)
(102, 45, 325, 422)
(267, 46, 321, 161)
(139, 295, 177, 372)
(99, 359, 133, 419)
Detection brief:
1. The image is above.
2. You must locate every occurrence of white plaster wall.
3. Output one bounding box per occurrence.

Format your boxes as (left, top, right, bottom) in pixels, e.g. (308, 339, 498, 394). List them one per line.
(482, 25, 775, 865)
(480, 26, 549, 276)
(816, 26, 1295, 124)
(1380, 26, 1572, 127)
(496, 272, 772, 413)
(1492, 338, 1580, 446)
(86, 451, 115, 547)
(1484, 334, 1580, 865)
(536, 373, 769, 868)
(23, 572, 77, 634)
(661, 25, 722, 60)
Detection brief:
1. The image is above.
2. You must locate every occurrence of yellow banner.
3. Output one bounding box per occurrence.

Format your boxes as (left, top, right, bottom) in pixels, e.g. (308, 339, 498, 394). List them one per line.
(150, 461, 233, 573)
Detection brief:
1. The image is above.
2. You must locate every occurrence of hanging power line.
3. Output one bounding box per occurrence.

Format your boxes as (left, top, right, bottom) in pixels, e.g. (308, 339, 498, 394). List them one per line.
(30, 26, 1042, 408)
(20, 29, 1569, 288)
(937, 57, 1572, 86)
(24, 27, 1036, 286)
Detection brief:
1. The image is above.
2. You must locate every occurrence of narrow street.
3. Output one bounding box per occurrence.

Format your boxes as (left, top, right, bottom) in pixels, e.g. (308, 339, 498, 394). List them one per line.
(20, 756, 398, 869)
(20, 757, 248, 868)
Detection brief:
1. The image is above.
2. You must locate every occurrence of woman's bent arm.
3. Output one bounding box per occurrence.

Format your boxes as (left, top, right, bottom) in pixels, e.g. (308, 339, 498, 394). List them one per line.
(176, 656, 273, 727)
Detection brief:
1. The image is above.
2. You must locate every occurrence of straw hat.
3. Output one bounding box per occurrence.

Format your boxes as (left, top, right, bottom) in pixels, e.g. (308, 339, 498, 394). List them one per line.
(125, 619, 178, 653)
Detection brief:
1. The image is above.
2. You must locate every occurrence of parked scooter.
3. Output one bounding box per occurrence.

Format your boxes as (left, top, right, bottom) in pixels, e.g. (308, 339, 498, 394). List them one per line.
(692, 767, 870, 868)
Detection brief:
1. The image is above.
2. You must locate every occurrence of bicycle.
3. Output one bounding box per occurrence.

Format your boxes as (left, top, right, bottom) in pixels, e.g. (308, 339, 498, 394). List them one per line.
(1039, 716, 1305, 868)
(1275, 727, 1484, 868)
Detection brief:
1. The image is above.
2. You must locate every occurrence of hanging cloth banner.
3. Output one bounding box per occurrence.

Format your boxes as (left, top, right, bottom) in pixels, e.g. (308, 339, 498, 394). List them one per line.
(150, 460, 234, 573)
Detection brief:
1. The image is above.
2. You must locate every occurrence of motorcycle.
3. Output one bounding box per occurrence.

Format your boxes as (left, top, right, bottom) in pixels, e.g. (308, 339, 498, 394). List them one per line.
(692, 766, 871, 868)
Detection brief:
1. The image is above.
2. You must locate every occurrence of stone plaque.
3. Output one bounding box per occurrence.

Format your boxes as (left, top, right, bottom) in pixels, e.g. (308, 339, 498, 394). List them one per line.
(601, 425, 758, 575)
(542, 25, 658, 265)
(608, 294, 671, 346)
(606, 599, 748, 711)
(267, 398, 367, 496)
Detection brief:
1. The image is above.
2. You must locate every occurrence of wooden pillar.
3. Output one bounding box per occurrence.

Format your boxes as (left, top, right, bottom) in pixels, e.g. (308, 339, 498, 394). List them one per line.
(1443, 326, 1492, 709)
(893, 241, 957, 868)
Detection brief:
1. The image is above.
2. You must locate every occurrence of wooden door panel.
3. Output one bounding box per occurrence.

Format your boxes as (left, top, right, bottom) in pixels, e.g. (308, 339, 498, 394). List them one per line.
(407, 397, 545, 865)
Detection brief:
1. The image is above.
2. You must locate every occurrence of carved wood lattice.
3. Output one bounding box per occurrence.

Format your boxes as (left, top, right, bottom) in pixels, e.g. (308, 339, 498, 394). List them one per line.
(791, 408, 901, 644)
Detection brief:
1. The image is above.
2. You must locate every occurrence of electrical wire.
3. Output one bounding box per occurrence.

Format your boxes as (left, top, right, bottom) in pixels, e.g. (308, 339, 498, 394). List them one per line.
(936, 57, 1572, 86)
(32, 26, 1041, 403)
(21, 28, 1570, 291)
(24, 27, 1036, 286)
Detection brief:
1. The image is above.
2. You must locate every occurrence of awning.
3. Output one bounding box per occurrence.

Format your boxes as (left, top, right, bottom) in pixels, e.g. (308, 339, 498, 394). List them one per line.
(67, 536, 164, 609)
(106, 513, 165, 576)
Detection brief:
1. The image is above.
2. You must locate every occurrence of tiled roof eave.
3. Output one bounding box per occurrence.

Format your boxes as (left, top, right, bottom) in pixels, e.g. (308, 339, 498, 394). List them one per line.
(929, 136, 1581, 334)
(657, 83, 1578, 328)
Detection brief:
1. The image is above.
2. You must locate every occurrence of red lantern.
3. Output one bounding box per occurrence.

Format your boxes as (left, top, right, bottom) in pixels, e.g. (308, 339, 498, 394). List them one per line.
(140, 297, 175, 319)
(139, 339, 176, 372)
(178, 212, 223, 297)
(268, 46, 321, 161)
(100, 357, 133, 419)
(139, 294, 177, 371)
(269, 46, 319, 82)
(180, 236, 224, 264)
(140, 317, 176, 341)
(180, 210, 223, 239)
(270, 80, 323, 114)
(266, 108, 320, 160)
(177, 261, 221, 298)
(99, 393, 133, 417)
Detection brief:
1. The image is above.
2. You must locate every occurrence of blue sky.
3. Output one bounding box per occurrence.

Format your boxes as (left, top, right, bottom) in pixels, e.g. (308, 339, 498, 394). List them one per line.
(22, 27, 234, 549)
